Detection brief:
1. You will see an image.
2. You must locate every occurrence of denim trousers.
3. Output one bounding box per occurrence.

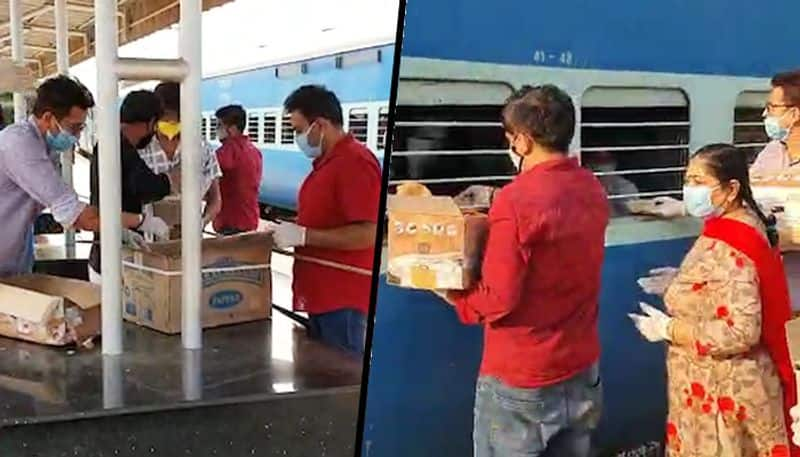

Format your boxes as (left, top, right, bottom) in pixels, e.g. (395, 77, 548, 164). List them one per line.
(307, 308, 366, 356)
(474, 362, 603, 457)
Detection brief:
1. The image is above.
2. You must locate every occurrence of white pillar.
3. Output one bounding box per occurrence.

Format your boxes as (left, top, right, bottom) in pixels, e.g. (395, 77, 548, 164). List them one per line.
(95, 0, 123, 355)
(9, 0, 25, 122)
(55, 0, 76, 251)
(179, 0, 203, 350)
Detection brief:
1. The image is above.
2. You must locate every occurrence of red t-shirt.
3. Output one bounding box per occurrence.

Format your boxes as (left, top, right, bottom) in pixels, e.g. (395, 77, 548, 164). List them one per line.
(293, 134, 381, 316)
(452, 157, 609, 388)
(213, 134, 263, 232)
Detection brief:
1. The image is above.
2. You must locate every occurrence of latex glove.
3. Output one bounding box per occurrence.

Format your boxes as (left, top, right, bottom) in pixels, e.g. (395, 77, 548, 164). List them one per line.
(791, 405, 800, 446)
(453, 185, 496, 208)
(628, 302, 672, 342)
(637, 267, 679, 296)
(121, 229, 149, 251)
(645, 197, 686, 218)
(266, 221, 307, 249)
(138, 214, 170, 241)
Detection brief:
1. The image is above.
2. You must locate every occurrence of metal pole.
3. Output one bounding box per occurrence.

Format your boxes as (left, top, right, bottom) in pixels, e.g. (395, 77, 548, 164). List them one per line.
(9, 0, 25, 122)
(96, 0, 123, 355)
(55, 0, 76, 252)
(179, 0, 202, 349)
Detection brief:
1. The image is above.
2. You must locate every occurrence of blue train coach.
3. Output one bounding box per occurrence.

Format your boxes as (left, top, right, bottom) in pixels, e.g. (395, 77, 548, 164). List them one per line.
(361, 1, 800, 456)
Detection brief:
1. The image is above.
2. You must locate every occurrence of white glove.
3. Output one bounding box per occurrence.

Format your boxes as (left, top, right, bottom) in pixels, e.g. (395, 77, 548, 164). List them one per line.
(453, 185, 495, 208)
(121, 229, 148, 251)
(791, 405, 800, 446)
(637, 267, 679, 296)
(628, 302, 672, 342)
(266, 221, 307, 249)
(138, 214, 170, 241)
(646, 197, 686, 218)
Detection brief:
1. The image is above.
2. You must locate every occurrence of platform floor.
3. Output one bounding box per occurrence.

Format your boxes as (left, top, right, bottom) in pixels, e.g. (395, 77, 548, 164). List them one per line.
(0, 312, 363, 426)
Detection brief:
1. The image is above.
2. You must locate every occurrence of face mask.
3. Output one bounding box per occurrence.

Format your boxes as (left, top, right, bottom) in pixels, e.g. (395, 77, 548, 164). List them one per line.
(136, 132, 155, 150)
(157, 121, 181, 141)
(45, 119, 78, 152)
(764, 113, 791, 142)
(217, 127, 228, 142)
(683, 185, 721, 218)
(296, 122, 322, 159)
(508, 147, 522, 171)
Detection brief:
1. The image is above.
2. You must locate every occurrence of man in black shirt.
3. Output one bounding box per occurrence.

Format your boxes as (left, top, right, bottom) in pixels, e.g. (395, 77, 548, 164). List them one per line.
(88, 90, 179, 283)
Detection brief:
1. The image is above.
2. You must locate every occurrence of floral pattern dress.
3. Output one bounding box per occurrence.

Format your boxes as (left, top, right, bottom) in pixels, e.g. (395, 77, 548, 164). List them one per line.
(663, 233, 790, 457)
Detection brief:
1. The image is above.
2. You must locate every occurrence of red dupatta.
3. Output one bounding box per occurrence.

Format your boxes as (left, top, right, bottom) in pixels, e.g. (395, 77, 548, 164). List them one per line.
(703, 217, 798, 455)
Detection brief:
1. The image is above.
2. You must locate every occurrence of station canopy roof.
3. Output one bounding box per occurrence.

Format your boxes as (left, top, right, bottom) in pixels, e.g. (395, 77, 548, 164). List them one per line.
(0, 0, 234, 78)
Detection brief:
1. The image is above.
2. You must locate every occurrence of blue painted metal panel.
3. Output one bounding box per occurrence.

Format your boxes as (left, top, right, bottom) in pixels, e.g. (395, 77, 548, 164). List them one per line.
(201, 44, 394, 111)
(256, 148, 385, 210)
(362, 236, 696, 456)
(402, 0, 800, 78)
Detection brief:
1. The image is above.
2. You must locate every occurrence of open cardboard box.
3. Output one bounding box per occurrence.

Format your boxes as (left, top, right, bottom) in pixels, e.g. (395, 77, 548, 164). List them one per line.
(785, 317, 800, 401)
(386, 194, 489, 290)
(121, 232, 273, 334)
(0, 274, 100, 346)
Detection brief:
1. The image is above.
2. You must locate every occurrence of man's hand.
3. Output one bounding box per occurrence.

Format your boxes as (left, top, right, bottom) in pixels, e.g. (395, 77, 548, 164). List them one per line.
(121, 229, 149, 251)
(453, 185, 496, 208)
(138, 214, 170, 241)
(628, 197, 686, 218)
(266, 221, 307, 249)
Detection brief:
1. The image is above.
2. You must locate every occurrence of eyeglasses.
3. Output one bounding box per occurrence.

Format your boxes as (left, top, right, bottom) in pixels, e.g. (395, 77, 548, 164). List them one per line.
(56, 119, 86, 136)
(764, 102, 797, 114)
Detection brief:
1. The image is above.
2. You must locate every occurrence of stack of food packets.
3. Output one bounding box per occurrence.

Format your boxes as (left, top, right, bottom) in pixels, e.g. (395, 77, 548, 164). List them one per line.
(751, 169, 800, 251)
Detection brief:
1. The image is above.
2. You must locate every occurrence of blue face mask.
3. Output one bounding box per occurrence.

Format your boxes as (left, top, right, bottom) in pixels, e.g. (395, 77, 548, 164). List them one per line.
(764, 115, 791, 142)
(295, 122, 322, 159)
(45, 119, 78, 152)
(683, 185, 721, 218)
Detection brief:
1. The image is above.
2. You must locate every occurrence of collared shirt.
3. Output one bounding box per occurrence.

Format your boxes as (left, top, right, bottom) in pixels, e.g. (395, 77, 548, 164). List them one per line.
(0, 118, 85, 276)
(88, 134, 172, 274)
(213, 134, 262, 232)
(452, 157, 610, 388)
(138, 137, 222, 196)
(293, 134, 382, 316)
(751, 140, 800, 174)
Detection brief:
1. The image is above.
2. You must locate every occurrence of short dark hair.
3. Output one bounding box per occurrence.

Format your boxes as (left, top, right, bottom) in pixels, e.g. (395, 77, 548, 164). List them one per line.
(120, 90, 163, 124)
(32, 75, 95, 119)
(153, 82, 180, 116)
(772, 70, 800, 106)
(215, 104, 246, 132)
(501, 84, 575, 152)
(283, 85, 343, 126)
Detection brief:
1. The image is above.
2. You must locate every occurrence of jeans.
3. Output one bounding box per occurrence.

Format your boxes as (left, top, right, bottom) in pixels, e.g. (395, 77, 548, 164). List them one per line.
(307, 309, 366, 356)
(474, 362, 603, 457)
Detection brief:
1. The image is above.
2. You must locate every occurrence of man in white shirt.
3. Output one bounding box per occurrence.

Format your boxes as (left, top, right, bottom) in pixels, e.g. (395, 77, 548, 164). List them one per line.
(138, 82, 223, 230)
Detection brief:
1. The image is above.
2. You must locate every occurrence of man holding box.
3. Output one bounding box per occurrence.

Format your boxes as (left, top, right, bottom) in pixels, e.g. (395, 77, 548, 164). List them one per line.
(266, 85, 381, 356)
(440, 85, 609, 457)
(88, 90, 178, 283)
(138, 82, 223, 233)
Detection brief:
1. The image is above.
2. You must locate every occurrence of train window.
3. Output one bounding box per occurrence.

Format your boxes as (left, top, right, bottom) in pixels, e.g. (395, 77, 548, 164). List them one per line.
(281, 113, 295, 144)
(275, 63, 306, 79)
(247, 112, 262, 143)
(734, 91, 769, 163)
(201, 117, 208, 140)
(263, 113, 277, 144)
(209, 117, 218, 141)
(580, 87, 690, 218)
(390, 80, 515, 197)
(335, 48, 382, 68)
(348, 108, 369, 142)
(377, 107, 389, 150)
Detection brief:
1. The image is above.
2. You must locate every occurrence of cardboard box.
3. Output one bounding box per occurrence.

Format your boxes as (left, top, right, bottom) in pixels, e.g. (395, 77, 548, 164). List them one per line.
(386, 194, 489, 290)
(121, 232, 272, 334)
(152, 196, 182, 240)
(785, 317, 800, 402)
(752, 171, 800, 251)
(0, 274, 101, 346)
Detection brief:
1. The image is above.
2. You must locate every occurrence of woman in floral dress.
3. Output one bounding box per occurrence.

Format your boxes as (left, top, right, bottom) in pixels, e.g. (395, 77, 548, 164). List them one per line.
(630, 144, 796, 457)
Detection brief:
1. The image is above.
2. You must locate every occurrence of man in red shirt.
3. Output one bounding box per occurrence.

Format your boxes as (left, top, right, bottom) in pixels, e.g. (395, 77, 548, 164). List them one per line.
(442, 85, 609, 456)
(213, 104, 263, 234)
(266, 85, 381, 356)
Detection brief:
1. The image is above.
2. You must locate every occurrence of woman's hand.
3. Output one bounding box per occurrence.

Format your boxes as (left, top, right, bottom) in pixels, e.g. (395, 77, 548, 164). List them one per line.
(637, 267, 679, 296)
(628, 302, 672, 342)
